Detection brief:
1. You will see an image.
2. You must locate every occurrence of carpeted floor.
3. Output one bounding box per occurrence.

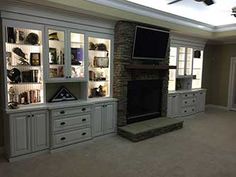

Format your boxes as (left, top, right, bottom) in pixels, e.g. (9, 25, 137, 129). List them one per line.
(0, 107, 236, 177)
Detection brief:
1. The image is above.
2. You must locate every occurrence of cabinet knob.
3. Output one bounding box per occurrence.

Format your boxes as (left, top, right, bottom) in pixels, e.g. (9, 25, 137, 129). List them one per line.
(27, 115, 31, 118)
(69, 76, 71, 78)
(60, 122, 66, 125)
(185, 94, 187, 97)
(60, 137, 66, 141)
(82, 132, 86, 136)
(184, 110, 187, 113)
(192, 109, 195, 111)
(185, 101, 187, 104)
(172, 96, 176, 98)
(103, 105, 107, 107)
(82, 108, 86, 111)
(193, 100, 195, 103)
(60, 110, 65, 114)
(82, 118, 86, 122)
(32, 114, 34, 117)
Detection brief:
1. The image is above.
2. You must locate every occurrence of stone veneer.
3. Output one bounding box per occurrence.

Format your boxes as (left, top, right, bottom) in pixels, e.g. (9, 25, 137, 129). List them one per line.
(113, 21, 170, 126)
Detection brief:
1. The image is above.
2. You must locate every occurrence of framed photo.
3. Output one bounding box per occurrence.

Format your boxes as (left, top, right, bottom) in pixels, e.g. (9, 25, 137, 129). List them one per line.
(30, 53, 41, 66)
(49, 48, 57, 64)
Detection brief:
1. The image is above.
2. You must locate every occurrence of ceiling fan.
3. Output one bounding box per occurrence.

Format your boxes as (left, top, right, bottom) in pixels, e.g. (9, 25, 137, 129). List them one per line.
(232, 7, 236, 17)
(168, 0, 215, 6)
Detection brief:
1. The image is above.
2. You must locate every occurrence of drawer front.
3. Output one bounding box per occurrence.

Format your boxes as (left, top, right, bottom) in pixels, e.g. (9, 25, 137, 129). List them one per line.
(54, 114, 91, 132)
(182, 98, 197, 107)
(51, 106, 91, 118)
(53, 128, 91, 147)
(181, 106, 196, 116)
(182, 92, 197, 99)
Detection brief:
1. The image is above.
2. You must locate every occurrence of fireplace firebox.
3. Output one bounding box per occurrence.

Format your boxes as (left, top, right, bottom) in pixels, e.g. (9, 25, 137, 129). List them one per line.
(127, 79, 162, 124)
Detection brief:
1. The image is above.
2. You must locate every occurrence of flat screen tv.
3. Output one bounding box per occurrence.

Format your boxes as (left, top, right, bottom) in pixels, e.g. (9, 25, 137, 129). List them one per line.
(132, 26, 169, 60)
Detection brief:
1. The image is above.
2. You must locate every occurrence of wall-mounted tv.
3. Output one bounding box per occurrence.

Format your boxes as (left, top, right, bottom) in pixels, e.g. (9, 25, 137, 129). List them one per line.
(132, 26, 169, 60)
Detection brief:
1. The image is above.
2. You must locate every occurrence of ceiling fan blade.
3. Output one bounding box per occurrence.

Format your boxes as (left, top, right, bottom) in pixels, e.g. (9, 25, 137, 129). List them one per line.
(204, 0, 214, 6)
(168, 0, 182, 5)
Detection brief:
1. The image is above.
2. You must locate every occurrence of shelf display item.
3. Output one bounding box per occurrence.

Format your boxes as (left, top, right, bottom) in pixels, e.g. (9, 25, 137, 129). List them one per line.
(49, 86, 77, 102)
(93, 56, 109, 68)
(7, 68, 21, 83)
(25, 33, 39, 45)
(30, 53, 40, 66)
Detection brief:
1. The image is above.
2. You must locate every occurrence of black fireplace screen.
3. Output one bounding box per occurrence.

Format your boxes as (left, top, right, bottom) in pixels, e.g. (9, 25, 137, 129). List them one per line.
(127, 79, 162, 124)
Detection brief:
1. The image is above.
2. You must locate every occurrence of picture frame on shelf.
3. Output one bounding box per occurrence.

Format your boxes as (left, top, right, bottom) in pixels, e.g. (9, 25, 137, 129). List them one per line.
(30, 53, 41, 66)
(49, 48, 57, 64)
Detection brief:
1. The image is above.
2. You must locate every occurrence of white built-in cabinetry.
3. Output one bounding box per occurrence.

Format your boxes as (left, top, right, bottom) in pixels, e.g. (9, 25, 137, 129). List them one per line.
(5, 110, 49, 158)
(167, 89, 206, 118)
(92, 102, 116, 137)
(0, 9, 116, 162)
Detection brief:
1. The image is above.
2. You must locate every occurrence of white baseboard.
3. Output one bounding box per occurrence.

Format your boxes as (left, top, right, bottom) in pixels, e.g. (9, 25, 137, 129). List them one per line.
(206, 104, 228, 110)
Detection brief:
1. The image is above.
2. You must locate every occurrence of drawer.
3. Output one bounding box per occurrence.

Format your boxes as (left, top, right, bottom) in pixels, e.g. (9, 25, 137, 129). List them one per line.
(182, 98, 197, 107)
(53, 128, 91, 147)
(182, 92, 197, 99)
(53, 114, 91, 132)
(181, 106, 196, 116)
(51, 106, 91, 118)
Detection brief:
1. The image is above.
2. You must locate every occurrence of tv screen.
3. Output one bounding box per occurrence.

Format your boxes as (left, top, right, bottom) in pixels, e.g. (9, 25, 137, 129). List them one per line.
(132, 26, 169, 60)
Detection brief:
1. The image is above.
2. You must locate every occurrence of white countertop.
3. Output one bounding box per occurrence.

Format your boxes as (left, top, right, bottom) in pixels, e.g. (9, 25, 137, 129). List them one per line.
(168, 88, 207, 94)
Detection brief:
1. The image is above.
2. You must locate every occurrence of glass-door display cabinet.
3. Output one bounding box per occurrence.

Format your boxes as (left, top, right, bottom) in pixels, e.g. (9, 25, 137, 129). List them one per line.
(46, 27, 86, 82)
(88, 37, 111, 98)
(3, 20, 44, 108)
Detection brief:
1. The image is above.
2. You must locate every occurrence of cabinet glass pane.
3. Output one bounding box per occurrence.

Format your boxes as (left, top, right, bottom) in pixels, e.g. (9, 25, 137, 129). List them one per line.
(70, 32, 84, 78)
(88, 37, 110, 98)
(168, 69, 176, 91)
(6, 26, 44, 106)
(192, 50, 203, 89)
(48, 29, 65, 78)
(186, 48, 193, 75)
(169, 47, 177, 66)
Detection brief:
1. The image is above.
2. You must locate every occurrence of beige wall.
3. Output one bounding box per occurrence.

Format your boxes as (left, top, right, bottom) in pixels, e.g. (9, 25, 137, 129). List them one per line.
(202, 43, 236, 107)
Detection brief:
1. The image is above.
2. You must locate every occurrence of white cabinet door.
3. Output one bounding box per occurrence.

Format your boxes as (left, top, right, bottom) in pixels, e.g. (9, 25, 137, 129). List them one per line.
(167, 94, 179, 117)
(103, 104, 115, 134)
(10, 113, 31, 157)
(92, 102, 116, 137)
(92, 105, 103, 137)
(198, 91, 206, 112)
(32, 111, 49, 152)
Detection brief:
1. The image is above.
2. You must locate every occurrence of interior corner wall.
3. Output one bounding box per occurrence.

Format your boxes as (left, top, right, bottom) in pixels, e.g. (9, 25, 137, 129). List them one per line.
(202, 43, 236, 107)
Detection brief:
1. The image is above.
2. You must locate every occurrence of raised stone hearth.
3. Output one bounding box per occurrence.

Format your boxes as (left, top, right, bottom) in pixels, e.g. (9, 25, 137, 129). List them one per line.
(113, 21, 169, 126)
(118, 118, 184, 142)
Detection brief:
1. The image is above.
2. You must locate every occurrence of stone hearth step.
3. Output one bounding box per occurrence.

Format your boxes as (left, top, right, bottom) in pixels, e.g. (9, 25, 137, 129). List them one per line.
(118, 118, 184, 142)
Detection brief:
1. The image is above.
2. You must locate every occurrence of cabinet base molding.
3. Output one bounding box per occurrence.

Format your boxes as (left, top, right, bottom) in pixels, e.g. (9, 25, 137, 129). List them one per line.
(206, 104, 228, 110)
(7, 149, 49, 162)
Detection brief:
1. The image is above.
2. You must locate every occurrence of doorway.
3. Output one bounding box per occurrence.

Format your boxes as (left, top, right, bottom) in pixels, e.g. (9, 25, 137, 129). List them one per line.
(228, 57, 236, 110)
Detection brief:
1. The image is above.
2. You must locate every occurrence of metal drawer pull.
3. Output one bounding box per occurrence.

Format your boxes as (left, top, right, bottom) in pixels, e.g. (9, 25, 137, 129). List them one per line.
(172, 96, 176, 98)
(82, 118, 86, 122)
(60, 122, 66, 125)
(82, 132, 87, 136)
(82, 108, 86, 111)
(60, 110, 65, 114)
(60, 137, 66, 141)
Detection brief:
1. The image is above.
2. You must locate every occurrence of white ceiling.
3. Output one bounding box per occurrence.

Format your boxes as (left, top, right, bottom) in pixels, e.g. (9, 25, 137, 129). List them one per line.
(126, 0, 236, 26)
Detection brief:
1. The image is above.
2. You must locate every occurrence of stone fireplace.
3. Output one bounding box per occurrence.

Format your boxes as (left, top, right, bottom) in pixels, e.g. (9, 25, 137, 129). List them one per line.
(113, 21, 169, 126)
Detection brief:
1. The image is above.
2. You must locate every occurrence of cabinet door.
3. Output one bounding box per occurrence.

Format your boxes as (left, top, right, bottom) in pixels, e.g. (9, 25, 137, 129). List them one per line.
(10, 113, 31, 156)
(92, 105, 103, 137)
(32, 111, 49, 152)
(197, 91, 206, 112)
(103, 103, 115, 134)
(46, 27, 67, 81)
(167, 94, 179, 117)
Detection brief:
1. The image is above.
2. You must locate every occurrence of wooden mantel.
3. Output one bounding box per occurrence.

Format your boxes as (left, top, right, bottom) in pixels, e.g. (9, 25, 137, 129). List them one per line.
(125, 64, 176, 70)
